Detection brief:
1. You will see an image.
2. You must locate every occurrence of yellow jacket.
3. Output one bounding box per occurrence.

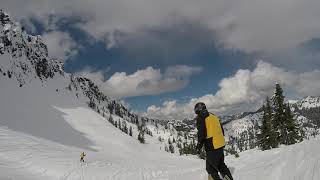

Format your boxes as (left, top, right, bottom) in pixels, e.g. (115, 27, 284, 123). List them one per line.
(197, 111, 225, 151)
(80, 152, 86, 158)
(205, 113, 225, 149)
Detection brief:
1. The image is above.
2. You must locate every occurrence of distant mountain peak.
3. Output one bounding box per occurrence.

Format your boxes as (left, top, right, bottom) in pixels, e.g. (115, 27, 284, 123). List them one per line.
(296, 96, 320, 109)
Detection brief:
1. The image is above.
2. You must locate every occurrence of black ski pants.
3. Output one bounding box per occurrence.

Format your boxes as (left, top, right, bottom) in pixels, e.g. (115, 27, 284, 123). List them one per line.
(206, 148, 233, 180)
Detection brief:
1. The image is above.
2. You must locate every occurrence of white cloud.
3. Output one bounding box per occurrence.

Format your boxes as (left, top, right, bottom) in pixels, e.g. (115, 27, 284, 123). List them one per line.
(296, 70, 320, 96)
(78, 65, 202, 98)
(144, 61, 320, 120)
(2, 0, 320, 53)
(42, 31, 78, 61)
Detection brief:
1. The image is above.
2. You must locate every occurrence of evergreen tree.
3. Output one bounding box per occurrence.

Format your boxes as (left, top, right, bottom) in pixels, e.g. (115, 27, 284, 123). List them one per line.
(168, 138, 172, 144)
(129, 126, 133, 136)
(257, 105, 272, 150)
(257, 84, 302, 149)
(169, 143, 175, 153)
(165, 145, 169, 152)
(155, 122, 158, 128)
(258, 97, 279, 150)
(109, 114, 114, 125)
(283, 103, 300, 145)
(124, 122, 128, 134)
(271, 83, 302, 146)
(177, 142, 181, 149)
(118, 120, 121, 130)
(138, 131, 145, 144)
(272, 83, 286, 144)
(179, 148, 183, 155)
(266, 97, 278, 148)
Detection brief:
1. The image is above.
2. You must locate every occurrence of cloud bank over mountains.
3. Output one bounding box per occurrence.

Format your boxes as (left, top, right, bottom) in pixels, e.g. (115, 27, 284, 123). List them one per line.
(78, 65, 202, 98)
(144, 61, 320, 120)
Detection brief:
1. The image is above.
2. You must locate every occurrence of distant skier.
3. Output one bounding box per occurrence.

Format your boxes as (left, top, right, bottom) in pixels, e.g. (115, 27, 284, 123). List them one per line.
(194, 102, 233, 180)
(80, 152, 86, 162)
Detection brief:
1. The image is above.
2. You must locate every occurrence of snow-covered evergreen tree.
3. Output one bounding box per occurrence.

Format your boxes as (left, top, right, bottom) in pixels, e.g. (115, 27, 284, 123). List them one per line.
(272, 83, 286, 144)
(283, 103, 300, 145)
(138, 131, 145, 144)
(258, 105, 271, 150)
(258, 97, 277, 150)
(169, 143, 175, 153)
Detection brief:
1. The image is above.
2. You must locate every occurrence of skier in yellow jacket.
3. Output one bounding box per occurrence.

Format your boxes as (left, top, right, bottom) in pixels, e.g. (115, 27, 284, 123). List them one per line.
(80, 152, 86, 162)
(195, 102, 233, 180)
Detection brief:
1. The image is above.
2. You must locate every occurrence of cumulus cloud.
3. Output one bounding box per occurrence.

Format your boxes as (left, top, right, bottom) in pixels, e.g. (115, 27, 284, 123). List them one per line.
(78, 65, 202, 98)
(144, 61, 320, 120)
(42, 31, 78, 61)
(2, 0, 320, 53)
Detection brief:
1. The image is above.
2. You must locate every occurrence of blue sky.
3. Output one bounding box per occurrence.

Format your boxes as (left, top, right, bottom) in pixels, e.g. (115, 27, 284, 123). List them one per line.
(60, 20, 255, 111)
(31, 17, 254, 111)
(3, 0, 320, 119)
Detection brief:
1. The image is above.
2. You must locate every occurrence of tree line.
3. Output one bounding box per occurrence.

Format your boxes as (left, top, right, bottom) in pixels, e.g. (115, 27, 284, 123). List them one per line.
(257, 84, 302, 150)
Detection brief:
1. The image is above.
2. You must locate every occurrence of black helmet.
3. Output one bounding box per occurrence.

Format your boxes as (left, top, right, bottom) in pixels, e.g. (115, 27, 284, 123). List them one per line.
(194, 102, 207, 115)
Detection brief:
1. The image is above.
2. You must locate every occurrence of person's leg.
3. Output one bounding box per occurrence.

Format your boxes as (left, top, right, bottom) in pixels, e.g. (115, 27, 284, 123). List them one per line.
(217, 149, 233, 180)
(206, 151, 222, 180)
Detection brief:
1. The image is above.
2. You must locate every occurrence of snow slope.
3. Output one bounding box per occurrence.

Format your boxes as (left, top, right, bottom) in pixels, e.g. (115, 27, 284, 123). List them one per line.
(0, 107, 207, 180)
(230, 137, 320, 180)
(0, 68, 95, 149)
(1, 112, 320, 180)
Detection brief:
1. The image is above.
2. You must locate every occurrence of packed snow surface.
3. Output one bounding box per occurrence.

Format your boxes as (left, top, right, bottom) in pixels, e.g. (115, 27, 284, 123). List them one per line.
(0, 105, 320, 180)
(0, 107, 207, 180)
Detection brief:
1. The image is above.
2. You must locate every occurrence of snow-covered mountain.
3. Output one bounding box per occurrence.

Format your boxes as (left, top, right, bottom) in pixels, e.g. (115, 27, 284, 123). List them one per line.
(213, 96, 320, 152)
(0, 9, 139, 142)
(292, 96, 320, 127)
(294, 96, 320, 109)
(163, 96, 320, 153)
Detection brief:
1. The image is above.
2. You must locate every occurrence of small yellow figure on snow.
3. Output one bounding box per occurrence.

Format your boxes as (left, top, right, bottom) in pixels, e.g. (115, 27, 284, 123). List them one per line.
(80, 152, 86, 162)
